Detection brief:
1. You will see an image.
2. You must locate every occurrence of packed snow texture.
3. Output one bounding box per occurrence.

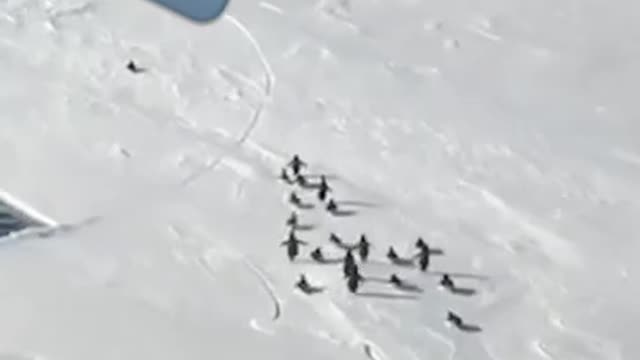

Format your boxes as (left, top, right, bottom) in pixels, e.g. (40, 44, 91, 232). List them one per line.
(0, 0, 639, 359)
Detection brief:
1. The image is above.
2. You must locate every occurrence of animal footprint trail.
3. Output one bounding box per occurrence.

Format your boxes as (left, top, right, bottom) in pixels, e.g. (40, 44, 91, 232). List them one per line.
(243, 257, 283, 321)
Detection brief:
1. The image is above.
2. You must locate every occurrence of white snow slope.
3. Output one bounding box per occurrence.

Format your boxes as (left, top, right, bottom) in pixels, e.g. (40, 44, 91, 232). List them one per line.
(0, 0, 639, 359)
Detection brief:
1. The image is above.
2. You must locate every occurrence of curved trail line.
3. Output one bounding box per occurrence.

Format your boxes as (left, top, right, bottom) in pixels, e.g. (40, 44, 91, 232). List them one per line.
(166, 225, 281, 322)
(181, 13, 276, 188)
(224, 14, 276, 96)
(249, 317, 276, 336)
(242, 257, 282, 321)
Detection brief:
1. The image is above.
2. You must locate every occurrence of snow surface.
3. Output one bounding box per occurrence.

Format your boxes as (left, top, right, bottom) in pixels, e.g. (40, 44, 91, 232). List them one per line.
(0, 0, 639, 359)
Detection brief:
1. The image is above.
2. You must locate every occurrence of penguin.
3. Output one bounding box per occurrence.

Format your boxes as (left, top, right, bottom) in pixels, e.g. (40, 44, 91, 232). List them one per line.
(439, 274, 454, 290)
(415, 237, 428, 251)
(126, 60, 145, 74)
(389, 274, 403, 287)
(286, 211, 298, 228)
(326, 199, 338, 213)
(288, 155, 307, 175)
(280, 230, 308, 261)
(289, 191, 302, 206)
(317, 175, 331, 201)
(310, 247, 324, 262)
(296, 173, 308, 187)
(418, 248, 430, 272)
(446, 311, 463, 327)
(280, 168, 292, 183)
(346, 265, 365, 293)
(296, 274, 310, 291)
(387, 246, 399, 262)
(357, 234, 370, 262)
(343, 249, 357, 278)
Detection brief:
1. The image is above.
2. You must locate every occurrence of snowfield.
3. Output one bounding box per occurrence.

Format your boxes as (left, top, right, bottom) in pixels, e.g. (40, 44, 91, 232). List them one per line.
(0, 0, 639, 359)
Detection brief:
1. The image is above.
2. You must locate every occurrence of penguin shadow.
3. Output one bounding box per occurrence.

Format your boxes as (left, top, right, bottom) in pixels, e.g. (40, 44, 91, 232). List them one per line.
(335, 200, 382, 209)
(362, 276, 390, 283)
(328, 238, 359, 251)
(366, 258, 415, 268)
(429, 270, 490, 281)
(297, 257, 344, 265)
(279, 175, 295, 185)
(298, 285, 326, 295)
(293, 201, 315, 210)
(449, 286, 477, 297)
(412, 248, 445, 257)
(126, 61, 147, 74)
(328, 208, 359, 217)
(362, 276, 423, 293)
(456, 321, 483, 333)
(389, 258, 416, 268)
(392, 282, 423, 293)
(305, 174, 339, 181)
(355, 292, 420, 301)
(298, 181, 322, 190)
(291, 223, 316, 232)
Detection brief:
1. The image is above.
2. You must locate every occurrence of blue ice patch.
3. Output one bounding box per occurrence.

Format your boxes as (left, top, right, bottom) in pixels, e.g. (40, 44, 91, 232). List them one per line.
(145, 0, 229, 23)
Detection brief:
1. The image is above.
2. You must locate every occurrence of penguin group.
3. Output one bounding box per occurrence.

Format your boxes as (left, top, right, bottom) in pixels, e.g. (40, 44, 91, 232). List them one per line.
(278, 154, 480, 331)
(124, 61, 479, 331)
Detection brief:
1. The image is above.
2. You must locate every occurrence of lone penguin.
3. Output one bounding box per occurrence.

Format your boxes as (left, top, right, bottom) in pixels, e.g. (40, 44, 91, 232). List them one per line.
(126, 60, 145, 74)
